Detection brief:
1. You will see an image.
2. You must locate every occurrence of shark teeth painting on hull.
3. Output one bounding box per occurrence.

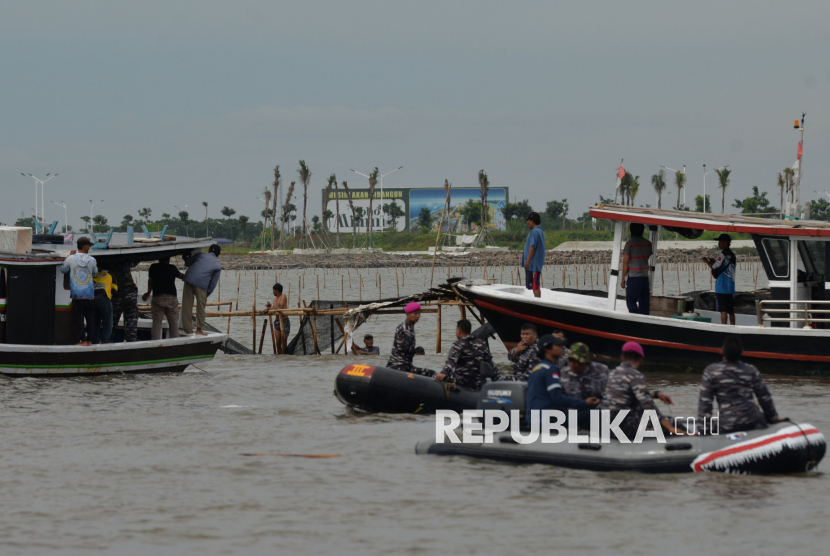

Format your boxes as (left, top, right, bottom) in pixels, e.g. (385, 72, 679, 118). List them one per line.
(692, 424, 826, 474)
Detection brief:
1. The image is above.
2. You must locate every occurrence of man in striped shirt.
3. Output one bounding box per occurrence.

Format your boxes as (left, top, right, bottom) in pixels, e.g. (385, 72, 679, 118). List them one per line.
(621, 223, 652, 315)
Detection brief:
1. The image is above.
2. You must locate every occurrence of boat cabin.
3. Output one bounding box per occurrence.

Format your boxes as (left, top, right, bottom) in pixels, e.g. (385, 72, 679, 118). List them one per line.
(590, 204, 830, 329)
(0, 227, 215, 346)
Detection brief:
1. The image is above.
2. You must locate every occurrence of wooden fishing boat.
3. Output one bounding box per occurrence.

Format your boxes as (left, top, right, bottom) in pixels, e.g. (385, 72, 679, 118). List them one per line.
(0, 227, 226, 377)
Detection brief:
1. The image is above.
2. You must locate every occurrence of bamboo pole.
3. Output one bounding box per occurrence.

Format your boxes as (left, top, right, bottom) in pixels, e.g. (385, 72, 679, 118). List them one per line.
(268, 315, 276, 354)
(258, 318, 268, 354)
(430, 181, 452, 287)
(436, 301, 442, 354)
(396, 271, 400, 298)
(235, 273, 241, 310)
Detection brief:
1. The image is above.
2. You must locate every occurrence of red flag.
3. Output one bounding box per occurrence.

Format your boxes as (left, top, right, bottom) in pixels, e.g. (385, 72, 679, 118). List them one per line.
(618, 165, 625, 179)
(797, 141, 803, 160)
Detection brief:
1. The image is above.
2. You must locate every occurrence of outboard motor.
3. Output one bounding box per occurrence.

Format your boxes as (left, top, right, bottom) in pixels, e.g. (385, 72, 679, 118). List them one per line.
(476, 381, 528, 427)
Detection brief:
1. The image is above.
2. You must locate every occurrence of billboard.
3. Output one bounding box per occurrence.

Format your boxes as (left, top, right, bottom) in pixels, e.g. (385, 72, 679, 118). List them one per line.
(323, 187, 509, 233)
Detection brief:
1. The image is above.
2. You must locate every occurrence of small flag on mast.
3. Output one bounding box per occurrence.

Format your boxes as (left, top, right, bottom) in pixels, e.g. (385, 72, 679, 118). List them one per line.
(798, 140, 803, 160)
(614, 160, 625, 203)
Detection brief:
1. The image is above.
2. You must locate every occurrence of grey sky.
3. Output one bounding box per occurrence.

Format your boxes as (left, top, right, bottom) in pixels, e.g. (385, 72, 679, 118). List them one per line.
(2, 0, 829, 230)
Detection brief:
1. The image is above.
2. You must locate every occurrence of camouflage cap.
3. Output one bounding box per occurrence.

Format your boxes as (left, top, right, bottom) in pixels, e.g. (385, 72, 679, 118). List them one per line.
(568, 342, 591, 364)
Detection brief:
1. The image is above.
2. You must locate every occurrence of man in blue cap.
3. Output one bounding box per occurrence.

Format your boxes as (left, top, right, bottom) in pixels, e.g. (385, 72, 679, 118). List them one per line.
(526, 334, 600, 428)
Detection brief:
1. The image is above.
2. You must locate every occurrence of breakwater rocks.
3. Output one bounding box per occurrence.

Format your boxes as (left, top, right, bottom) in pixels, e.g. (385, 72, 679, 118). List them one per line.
(137, 246, 759, 271)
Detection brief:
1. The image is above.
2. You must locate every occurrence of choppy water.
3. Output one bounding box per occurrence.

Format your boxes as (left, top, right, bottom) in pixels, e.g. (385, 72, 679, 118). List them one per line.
(6, 263, 823, 556)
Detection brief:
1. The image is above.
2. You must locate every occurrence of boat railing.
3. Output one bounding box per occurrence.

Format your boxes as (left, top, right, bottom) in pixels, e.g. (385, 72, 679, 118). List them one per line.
(755, 299, 830, 328)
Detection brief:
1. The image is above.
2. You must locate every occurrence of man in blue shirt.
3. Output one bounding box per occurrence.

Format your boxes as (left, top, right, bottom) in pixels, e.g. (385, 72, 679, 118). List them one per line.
(526, 334, 601, 428)
(522, 212, 546, 298)
(182, 244, 222, 336)
(701, 233, 736, 325)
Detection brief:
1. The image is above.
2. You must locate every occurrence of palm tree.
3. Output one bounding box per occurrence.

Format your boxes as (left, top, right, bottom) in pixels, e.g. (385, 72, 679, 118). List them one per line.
(478, 169, 489, 235)
(260, 189, 271, 248)
(297, 160, 311, 248)
(783, 167, 795, 216)
(324, 175, 336, 240)
(619, 172, 632, 205)
(202, 201, 209, 235)
(334, 178, 341, 247)
(715, 167, 732, 213)
(368, 168, 378, 247)
(238, 215, 249, 241)
(630, 175, 640, 206)
(674, 171, 686, 210)
(342, 181, 357, 248)
(271, 165, 280, 250)
(281, 181, 295, 246)
(777, 172, 785, 220)
(651, 170, 667, 209)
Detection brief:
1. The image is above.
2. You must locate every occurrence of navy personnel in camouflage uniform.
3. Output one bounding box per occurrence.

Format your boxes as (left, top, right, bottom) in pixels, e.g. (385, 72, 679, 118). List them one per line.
(561, 343, 609, 400)
(525, 334, 601, 429)
(697, 336, 781, 434)
(601, 342, 684, 439)
(436, 319, 496, 388)
(501, 323, 539, 381)
(387, 302, 435, 377)
(552, 329, 570, 368)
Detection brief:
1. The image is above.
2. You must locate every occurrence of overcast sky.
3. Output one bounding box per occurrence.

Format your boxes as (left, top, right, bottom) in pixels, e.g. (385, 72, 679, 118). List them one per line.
(2, 0, 829, 229)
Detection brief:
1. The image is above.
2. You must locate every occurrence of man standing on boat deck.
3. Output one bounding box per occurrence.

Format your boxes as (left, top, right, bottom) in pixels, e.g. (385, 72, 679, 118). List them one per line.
(621, 223, 652, 315)
(522, 212, 546, 298)
(110, 259, 140, 342)
(701, 233, 736, 325)
(697, 336, 781, 434)
(525, 334, 600, 428)
(142, 256, 184, 340)
(92, 269, 117, 344)
(436, 319, 497, 388)
(561, 342, 609, 401)
(387, 302, 435, 376)
(182, 244, 222, 336)
(61, 237, 99, 346)
(500, 323, 539, 381)
(601, 342, 684, 438)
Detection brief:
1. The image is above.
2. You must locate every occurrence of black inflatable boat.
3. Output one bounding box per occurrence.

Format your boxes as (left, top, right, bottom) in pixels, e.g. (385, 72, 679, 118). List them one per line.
(334, 363, 479, 414)
(415, 383, 826, 474)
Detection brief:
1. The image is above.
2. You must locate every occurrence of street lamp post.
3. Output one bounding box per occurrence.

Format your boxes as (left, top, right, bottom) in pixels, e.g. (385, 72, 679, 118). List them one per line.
(703, 164, 728, 214)
(51, 201, 68, 233)
(21, 173, 58, 223)
(350, 166, 403, 232)
(89, 199, 104, 234)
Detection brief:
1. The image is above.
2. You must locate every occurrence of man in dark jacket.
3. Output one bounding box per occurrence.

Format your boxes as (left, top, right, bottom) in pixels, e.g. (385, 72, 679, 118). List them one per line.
(526, 334, 600, 428)
(182, 244, 222, 336)
(697, 336, 780, 434)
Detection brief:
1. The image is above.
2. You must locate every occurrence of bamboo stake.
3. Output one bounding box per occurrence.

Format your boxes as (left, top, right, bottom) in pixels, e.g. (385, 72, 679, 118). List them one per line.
(430, 180, 452, 287)
(342, 275, 344, 301)
(235, 273, 241, 310)
(268, 315, 276, 354)
(395, 271, 400, 298)
(258, 318, 268, 354)
(317, 275, 320, 300)
(436, 301, 442, 354)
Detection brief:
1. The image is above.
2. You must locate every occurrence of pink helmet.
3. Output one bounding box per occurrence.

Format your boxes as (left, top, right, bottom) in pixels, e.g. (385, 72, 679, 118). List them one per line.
(405, 302, 422, 314)
(621, 341, 644, 359)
